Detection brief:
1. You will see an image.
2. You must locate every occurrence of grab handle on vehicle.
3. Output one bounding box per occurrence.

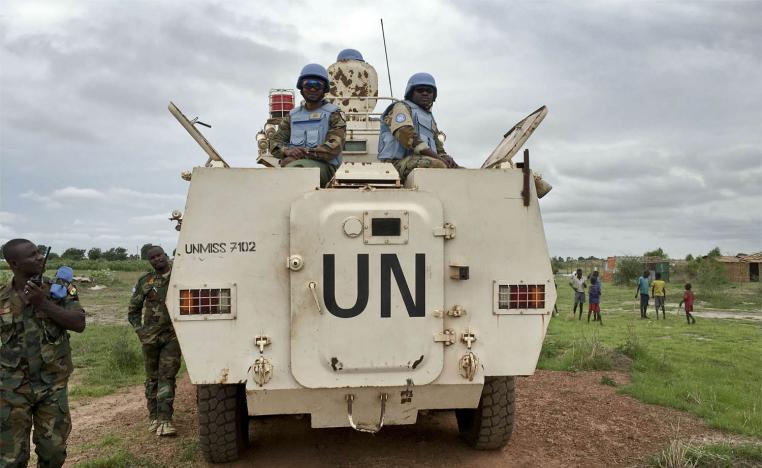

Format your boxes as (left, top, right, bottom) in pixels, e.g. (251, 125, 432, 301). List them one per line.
(345, 393, 388, 434)
(308, 281, 322, 314)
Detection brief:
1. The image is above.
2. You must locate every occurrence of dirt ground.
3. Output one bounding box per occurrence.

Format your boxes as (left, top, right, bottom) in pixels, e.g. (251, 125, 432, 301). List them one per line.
(61, 370, 746, 468)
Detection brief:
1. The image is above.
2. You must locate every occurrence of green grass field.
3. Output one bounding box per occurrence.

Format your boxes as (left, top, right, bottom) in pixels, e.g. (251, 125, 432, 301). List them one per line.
(64, 271, 762, 438)
(0, 259, 151, 272)
(544, 278, 762, 437)
(65, 270, 177, 398)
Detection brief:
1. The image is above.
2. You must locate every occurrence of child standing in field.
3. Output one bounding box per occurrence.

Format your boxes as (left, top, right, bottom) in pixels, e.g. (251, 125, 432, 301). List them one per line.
(588, 277, 602, 324)
(651, 272, 667, 319)
(679, 283, 696, 324)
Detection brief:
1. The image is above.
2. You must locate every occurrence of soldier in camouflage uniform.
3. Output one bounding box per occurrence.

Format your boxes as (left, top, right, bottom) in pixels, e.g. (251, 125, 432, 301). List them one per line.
(128, 245, 180, 436)
(378, 72, 460, 182)
(270, 63, 346, 187)
(1, 239, 86, 467)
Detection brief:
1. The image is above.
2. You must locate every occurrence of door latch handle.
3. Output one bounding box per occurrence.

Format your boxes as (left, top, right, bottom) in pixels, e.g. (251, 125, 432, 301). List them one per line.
(308, 281, 322, 314)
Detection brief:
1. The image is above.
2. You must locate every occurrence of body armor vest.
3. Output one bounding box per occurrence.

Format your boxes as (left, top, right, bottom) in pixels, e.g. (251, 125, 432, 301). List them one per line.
(289, 102, 342, 168)
(378, 100, 437, 160)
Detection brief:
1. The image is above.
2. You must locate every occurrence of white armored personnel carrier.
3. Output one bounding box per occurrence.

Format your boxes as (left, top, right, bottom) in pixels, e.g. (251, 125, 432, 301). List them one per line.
(167, 54, 555, 463)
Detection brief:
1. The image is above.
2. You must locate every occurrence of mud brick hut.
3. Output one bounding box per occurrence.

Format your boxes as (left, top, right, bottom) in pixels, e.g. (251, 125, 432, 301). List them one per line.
(716, 252, 761, 282)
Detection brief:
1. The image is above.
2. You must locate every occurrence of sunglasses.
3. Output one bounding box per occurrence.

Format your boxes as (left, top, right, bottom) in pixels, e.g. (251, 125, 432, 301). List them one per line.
(413, 86, 434, 94)
(302, 79, 326, 90)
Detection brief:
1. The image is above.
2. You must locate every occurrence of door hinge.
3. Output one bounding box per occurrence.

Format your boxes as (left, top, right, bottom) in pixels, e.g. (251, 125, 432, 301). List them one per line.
(433, 223, 456, 240)
(433, 328, 456, 346)
(448, 305, 467, 317)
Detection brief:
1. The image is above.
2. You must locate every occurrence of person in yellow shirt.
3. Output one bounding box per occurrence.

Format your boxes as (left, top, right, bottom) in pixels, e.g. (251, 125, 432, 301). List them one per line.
(651, 272, 667, 319)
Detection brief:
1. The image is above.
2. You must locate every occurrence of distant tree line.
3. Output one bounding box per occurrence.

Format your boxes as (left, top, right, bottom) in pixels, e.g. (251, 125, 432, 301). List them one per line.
(0, 243, 159, 261)
(549, 246, 727, 287)
(613, 246, 725, 286)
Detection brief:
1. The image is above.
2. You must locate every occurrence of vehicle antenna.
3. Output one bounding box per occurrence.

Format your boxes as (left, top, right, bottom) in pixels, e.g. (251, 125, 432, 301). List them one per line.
(380, 18, 394, 98)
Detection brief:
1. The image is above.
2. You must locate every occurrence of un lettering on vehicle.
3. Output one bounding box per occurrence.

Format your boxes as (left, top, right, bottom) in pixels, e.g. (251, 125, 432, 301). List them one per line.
(322, 253, 425, 319)
(183, 241, 256, 254)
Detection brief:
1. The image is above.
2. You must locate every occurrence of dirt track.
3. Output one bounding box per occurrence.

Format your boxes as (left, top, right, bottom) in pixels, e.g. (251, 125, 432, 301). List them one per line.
(61, 369, 743, 467)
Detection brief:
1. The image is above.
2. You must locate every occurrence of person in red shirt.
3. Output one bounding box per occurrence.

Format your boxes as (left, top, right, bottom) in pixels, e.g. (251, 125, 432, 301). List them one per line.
(678, 283, 696, 324)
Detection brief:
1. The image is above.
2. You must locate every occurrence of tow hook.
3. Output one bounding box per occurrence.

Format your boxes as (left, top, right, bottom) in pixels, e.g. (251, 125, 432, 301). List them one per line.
(345, 393, 388, 433)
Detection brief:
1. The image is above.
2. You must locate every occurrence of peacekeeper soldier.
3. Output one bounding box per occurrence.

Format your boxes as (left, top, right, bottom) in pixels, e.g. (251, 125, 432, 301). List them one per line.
(128, 245, 180, 437)
(270, 63, 347, 187)
(378, 72, 460, 182)
(1, 239, 86, 467)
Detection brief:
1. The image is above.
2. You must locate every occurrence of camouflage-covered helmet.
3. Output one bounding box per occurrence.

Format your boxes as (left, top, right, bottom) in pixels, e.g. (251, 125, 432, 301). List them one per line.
(404, 72, 437, 100)
(337, 49, 364, 62)
(296, 63, 330, 90)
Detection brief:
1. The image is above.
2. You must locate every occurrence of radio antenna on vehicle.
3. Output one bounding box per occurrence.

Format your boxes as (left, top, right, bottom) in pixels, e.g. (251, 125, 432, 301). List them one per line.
(380, 18, 394, 98)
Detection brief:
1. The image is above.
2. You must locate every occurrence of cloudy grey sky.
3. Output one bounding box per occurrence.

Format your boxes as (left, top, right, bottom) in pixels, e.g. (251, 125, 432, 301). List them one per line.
(1, 0, 760, 259)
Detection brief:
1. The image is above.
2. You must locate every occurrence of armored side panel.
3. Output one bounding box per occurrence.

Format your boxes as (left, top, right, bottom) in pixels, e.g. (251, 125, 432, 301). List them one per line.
(405, 168, 555, 376)
(168, 167, 319, 385)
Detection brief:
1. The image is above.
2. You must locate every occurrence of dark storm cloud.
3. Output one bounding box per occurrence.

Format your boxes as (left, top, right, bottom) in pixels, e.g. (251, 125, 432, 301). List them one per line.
(1, 3, 302, 139)
(434, 1, 762, 257)
(1, 2, 304, 251)
(447, 1, 761, 141)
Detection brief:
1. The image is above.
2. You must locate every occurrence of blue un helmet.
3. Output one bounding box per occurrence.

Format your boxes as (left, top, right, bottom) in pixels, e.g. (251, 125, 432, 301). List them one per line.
(404, 72, 437, 101)
(296, 63, 330, 91)
(50, 266, 74, 299)
(337, 48, 364, 62)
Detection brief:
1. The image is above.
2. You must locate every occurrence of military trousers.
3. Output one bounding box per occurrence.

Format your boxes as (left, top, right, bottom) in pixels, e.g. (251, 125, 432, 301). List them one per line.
(142, 334, 181, 421)
(391, 156, 447, 183)
(0, 383, 71, 468)
(285, 158, 336, 187)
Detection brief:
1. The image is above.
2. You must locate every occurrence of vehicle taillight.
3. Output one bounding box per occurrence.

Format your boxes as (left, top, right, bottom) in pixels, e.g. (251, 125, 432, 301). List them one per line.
(498, 284, 545, 309)
(179, 288, 232, 315)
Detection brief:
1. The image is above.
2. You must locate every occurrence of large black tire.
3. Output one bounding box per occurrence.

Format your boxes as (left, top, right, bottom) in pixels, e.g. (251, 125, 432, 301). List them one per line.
(455, 376, 516, 450)
(197, 384, 250, 463)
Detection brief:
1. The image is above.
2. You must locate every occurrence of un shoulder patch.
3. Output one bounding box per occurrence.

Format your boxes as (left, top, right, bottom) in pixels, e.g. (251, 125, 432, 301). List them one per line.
(395, 113, 407, 123)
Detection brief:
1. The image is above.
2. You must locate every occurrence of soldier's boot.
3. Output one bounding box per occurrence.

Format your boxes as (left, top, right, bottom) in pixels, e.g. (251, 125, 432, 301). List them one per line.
(156, 420, 177, 436)
(148, 419, 160, 432)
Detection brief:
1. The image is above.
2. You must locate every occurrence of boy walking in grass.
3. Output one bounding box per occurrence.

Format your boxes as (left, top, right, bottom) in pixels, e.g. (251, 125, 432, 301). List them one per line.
(651, 272, 667, 319)
(588, 276, 602, 324)
(635, 271, 650, 319)
(679, 283, 696, 324)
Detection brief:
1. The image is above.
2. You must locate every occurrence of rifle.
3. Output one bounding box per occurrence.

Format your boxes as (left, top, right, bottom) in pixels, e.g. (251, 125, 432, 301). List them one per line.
(30, 246, 51, 286)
